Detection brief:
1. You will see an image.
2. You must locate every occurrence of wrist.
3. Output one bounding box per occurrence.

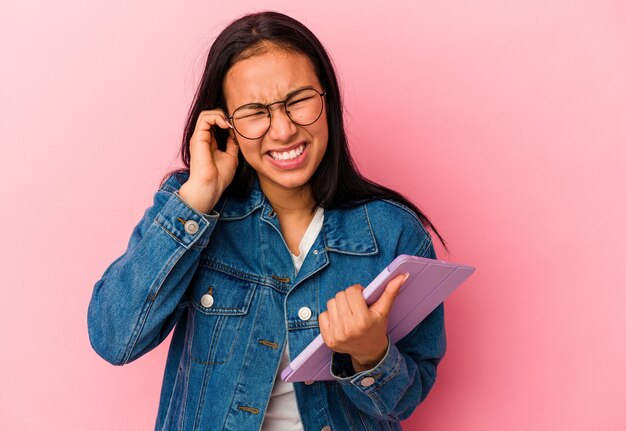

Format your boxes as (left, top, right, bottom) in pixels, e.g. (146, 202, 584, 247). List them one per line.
(178, 182, 219, 214)
(351, 340, 389, 373)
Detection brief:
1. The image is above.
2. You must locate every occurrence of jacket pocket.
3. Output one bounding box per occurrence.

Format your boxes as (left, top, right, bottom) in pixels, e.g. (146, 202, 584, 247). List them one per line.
(188, 267, 257, 364)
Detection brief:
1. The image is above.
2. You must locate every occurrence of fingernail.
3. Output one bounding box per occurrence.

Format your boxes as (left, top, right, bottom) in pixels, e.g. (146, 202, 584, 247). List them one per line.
(401, 273, 410, 286)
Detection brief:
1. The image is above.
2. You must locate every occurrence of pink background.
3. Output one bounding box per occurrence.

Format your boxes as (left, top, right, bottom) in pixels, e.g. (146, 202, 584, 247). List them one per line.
(1, 1, 625, 429)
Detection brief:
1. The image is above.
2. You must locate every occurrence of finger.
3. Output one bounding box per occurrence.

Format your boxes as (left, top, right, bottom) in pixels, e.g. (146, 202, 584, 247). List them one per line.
(318, 311, 335, 350)
(335, 290, 356, 336)
(335, 290, 353, 318)
(369, 273, 409, 318)
(326, 298, 339, 323)
(209, 108, 232, 129)
(194, 111, 231, 135)
(190, 116, 217, 155)
(216, 114, 233, 130)
(193, 111, 213, 135)
(195, 115, 231, 154)
(344, 285, 371, 334)
(344, 284, 368, 316)
(326, 298, 342, 338)
(209, 114, 235, 152)
(318, 310, 330, 333)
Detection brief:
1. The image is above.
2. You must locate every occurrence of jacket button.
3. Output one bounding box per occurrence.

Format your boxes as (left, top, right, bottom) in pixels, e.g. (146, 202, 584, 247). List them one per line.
(320, 426, 331, 431)
(184, 219, 199, 235)
(298, 307, 312, 321)
(360, 376, 375, 387)
(200, 293, 214, 308)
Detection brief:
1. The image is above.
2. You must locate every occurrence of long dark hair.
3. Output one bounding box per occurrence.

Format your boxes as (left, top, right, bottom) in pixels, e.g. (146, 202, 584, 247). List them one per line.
(163, 11, 446, 248)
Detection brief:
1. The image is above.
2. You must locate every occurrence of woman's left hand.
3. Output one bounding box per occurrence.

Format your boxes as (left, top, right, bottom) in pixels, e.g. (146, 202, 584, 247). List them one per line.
(319, 273, 409, 373)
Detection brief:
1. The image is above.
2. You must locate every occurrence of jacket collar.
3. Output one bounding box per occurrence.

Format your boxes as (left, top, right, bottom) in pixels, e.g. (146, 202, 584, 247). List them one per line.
(216, 176, 378, 256)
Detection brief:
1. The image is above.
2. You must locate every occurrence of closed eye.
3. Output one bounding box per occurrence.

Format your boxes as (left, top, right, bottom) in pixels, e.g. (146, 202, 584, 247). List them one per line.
(234, 106, 268, 120)
(287, 95, 315, 107)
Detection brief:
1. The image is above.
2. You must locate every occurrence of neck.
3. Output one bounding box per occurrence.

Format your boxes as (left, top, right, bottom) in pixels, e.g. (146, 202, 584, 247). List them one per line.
(259, 178, 316, 218)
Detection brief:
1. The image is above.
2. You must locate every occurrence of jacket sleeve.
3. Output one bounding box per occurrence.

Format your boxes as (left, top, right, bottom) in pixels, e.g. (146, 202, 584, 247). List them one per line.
(87, 173, 219, 365)
(330, 222, 447, 421)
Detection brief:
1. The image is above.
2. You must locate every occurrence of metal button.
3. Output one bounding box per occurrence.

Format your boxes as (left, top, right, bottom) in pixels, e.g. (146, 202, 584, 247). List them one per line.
(298, 307, 312, 321)
(184, 219, 199, 235)
(304, 380, 314, 385)
(268, 210, 276, 218)
(360, 376, 375, 387)
(200, 293, 214, 308)
(312, 249, 319, 255)
(320, 426, 331, 431)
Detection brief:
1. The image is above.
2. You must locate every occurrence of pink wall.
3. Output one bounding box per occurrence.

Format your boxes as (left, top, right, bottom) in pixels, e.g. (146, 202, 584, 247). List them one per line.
(1, 1, 625, 429)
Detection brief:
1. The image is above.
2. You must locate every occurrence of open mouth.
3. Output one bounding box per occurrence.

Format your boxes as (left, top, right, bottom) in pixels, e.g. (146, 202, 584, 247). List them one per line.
(268, 143, 306, 161)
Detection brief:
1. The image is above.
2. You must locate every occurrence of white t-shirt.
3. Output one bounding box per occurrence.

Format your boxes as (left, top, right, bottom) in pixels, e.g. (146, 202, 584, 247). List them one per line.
(260, 207, 324, 430)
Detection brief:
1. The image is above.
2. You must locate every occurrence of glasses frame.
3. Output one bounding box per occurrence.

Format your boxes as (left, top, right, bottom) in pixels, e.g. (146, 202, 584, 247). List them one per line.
(226, 87, 326, 140)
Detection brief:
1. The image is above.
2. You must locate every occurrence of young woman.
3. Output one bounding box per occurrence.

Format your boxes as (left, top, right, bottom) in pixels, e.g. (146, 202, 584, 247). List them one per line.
(88, 11, 447, 431)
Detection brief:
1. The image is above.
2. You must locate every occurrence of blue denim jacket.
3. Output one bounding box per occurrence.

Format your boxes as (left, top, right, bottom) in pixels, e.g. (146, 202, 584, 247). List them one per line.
(87, 172, 446, 430)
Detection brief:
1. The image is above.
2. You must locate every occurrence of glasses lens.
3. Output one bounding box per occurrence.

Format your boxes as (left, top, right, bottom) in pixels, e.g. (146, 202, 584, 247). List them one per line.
(232, 105, 270, 139)
(286, 89, 323, 126)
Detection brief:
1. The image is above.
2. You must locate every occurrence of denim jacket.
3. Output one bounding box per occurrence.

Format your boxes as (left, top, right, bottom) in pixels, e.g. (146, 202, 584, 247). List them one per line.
(87, 172, 446, 431)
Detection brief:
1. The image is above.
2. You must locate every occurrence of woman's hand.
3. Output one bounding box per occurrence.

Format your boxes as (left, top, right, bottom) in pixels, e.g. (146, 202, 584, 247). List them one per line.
(319, 273, 409, 373)
(178, 110, 239, 214)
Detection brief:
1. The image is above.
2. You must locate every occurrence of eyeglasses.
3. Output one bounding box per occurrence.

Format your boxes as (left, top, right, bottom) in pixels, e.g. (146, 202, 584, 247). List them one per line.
(227, 87, 326, 140)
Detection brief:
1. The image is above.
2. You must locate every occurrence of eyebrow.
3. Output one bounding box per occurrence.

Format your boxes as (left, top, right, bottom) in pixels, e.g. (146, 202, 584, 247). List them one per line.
(282, 85, 316, 101)
(236, 85, 317, 109)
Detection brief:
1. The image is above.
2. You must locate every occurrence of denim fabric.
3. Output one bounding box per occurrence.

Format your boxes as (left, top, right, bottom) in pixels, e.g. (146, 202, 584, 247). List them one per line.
(87, 172, 446, 431)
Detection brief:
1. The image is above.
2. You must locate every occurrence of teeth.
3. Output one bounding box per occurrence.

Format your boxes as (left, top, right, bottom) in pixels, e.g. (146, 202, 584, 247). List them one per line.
(270, 144, 305, 161)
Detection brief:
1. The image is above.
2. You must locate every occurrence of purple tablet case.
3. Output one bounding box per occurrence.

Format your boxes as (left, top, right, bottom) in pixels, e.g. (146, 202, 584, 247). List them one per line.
(281, 254, 475, 382)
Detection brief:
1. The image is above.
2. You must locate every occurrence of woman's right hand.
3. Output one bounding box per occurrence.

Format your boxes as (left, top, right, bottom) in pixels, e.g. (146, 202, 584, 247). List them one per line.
(178, 109, 239, 214)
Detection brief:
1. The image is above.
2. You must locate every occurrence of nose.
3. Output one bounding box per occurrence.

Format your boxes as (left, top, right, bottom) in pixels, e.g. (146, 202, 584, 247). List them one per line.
(266, 103, 298, 142)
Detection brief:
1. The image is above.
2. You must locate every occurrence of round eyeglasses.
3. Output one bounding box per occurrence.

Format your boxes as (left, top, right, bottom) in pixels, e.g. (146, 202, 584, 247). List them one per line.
(227, 87, 326, 140)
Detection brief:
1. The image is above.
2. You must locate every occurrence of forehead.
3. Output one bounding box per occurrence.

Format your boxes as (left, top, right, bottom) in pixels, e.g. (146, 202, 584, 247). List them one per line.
(223, 48, 321, 110)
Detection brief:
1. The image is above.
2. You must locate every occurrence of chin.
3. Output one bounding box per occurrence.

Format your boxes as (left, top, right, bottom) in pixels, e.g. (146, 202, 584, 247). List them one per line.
(270, 174, 315, 190)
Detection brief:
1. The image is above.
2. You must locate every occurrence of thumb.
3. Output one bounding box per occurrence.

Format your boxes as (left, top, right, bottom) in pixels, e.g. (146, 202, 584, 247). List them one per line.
(370, 273, 409, 317)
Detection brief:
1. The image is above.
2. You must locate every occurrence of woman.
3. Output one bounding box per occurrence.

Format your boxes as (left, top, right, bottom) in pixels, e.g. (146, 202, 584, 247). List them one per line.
(88, 11, 447, 430)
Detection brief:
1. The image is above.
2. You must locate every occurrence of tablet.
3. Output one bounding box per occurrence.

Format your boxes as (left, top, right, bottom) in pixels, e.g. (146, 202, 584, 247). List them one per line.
(280, 254, 475, 382)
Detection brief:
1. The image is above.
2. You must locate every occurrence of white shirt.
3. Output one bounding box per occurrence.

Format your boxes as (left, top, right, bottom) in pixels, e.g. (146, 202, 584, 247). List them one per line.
(260, 207, 324, 430)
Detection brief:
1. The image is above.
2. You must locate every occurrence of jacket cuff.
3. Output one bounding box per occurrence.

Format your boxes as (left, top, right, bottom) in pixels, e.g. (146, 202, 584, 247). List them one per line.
(153, 191, 219, 249)
(330, 335, 401, 392)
